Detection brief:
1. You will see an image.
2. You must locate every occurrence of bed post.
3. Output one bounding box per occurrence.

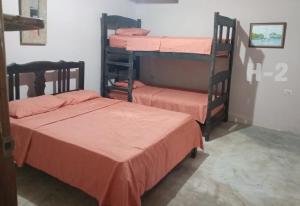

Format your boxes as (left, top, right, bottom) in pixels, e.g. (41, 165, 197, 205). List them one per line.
(205, 12, 219, 141)
(128, 52, 134, 102)
(101, 13, 108, 97)
(135, 19, 142, 81)
(224, 19, 236, 122)
(78, 61, 85, 90)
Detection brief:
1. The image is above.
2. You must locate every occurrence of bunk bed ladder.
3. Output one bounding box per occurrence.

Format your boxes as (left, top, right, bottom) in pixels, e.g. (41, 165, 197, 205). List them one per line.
(205, 12, 236, 141)
(103, 48, 135, 102)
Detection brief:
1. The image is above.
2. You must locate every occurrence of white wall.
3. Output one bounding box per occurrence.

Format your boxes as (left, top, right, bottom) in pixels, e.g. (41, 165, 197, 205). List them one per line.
(133, 0, 300, 134)
(3, 0, 300, 134)
(3, 0, 135, 93)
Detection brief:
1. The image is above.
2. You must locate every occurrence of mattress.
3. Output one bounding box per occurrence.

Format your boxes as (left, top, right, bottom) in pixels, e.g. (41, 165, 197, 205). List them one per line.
(109, 86, 224, 124)
(109, 35, 213, 55)
(10, 97, 202, 206)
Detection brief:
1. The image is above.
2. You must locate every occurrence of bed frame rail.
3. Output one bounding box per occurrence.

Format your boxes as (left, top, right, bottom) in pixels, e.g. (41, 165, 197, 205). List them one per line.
(7, 61, 85, 101)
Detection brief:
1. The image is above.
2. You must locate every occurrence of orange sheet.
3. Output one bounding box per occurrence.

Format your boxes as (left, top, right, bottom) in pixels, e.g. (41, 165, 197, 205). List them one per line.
(160, 37, 213, 55)
(109, 35, 213, 55)
(109, 35, 161, 51)
(11, 97, 202, 206)
(109, 86, 224, 124)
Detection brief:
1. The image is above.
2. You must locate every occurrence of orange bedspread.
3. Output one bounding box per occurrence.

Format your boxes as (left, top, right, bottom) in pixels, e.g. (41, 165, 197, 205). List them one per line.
(11, 97, 202, 206)
(109, 35, 213, 55)
(109, 86, 223, 124)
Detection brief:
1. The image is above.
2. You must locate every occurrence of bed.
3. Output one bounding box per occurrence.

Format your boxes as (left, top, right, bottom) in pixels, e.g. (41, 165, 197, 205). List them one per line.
(109, 84, 224, 124)
(109, 35, 214, 55)
(7, 61, 203, 206)
(101, 12, 237, 141)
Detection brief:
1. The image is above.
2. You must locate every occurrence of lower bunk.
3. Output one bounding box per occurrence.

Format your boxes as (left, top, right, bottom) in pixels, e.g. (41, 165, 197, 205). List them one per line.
(108, 81, 229, 141)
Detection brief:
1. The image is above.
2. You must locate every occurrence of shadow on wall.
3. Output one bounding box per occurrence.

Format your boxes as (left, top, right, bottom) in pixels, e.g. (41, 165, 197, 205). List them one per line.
(14, 70, 80, 99)
(229, 21, 265, 124)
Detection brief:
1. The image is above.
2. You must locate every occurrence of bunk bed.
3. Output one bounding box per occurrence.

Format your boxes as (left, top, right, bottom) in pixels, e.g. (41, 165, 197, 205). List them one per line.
(101, 12, 237, 141)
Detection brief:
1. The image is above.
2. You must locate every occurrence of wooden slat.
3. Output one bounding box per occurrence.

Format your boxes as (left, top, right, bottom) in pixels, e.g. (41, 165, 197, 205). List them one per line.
(106, 60, 130, 67)
(14, 73, 20, 99)
(67, 68, 70, 91)
(226, 26, 231, 43)
(58, 70, 62, 93)
(62, 69, 66, 92)
(4, 14, 44, 31)
(107, 72, 128, 80)
(108, 86, 129, 92)
(8, 74, 14, 101)
(218, 25, 223, 43)
(106, 47, 131, 55)
(78, 62, 85, 90)
(221, 80, 226, 96)
(106, 53, 129, 61)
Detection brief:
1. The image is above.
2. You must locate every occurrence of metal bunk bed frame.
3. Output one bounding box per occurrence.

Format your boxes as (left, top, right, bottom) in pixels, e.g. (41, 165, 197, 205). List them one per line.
(101, 12, 237, 141)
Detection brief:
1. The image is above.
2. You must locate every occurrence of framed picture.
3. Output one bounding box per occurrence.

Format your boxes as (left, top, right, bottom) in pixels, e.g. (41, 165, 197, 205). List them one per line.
(249, 23, 287, 48)
(20, 0, 47, 45)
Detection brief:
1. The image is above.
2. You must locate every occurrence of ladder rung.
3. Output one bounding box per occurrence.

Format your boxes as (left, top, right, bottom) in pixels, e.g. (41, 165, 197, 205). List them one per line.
(106, 52, 130, 59)
(107, 73, 128, 79)
(106, 60, 130, 67)
(109, 86, 129, 92)
(106, 47, 132, 55)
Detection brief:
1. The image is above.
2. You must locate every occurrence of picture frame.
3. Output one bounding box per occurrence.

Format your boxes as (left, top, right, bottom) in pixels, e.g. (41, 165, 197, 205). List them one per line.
(249, 23, 287, 48)
(20, 0, 47, 45)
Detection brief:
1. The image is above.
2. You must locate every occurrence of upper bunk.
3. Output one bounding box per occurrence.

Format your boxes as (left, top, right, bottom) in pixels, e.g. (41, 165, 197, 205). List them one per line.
(101, 12, 236, 62)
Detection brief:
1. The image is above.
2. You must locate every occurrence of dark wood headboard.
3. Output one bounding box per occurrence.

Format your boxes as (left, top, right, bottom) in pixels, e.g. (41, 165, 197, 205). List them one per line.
(101, 13, 141, 31)
(7, 61, 85, 101)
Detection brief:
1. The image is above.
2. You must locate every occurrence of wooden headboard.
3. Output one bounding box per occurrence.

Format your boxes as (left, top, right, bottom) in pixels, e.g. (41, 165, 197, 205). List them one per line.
(7, 61, 85, 101)
(101, 13, 141, 31)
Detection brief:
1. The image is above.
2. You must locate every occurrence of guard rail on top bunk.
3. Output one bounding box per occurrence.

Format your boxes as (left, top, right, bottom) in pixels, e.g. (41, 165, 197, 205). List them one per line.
(100, 12, 237, 141)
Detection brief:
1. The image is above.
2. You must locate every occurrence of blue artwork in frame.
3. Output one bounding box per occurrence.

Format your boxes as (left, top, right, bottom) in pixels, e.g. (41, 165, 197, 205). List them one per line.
(249, 23, 287, 48)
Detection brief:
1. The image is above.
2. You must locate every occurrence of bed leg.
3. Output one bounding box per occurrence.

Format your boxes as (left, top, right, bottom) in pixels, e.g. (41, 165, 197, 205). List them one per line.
(223, 111, 229, 122)
(190, 148, 197, 159)
(205, 134, 210, 142)
(204, 124, 211, 142)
